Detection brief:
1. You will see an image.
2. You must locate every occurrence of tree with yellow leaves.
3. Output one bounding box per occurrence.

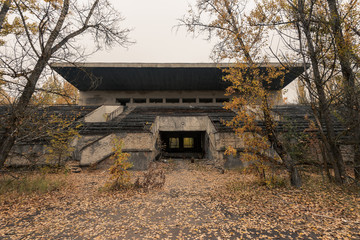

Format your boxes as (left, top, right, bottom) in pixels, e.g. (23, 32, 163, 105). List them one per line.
(45, 114, 82, 165)
(0, 0, 39, 45)
(0, 0, 132, 168)
(32, 76, 79, 105)
(106, 138, 132, 190)
(183, 0, 360, 185)
(181, 0, 302, 187)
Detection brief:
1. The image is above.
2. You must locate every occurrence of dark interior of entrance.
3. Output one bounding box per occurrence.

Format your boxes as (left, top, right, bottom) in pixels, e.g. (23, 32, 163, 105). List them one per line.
(159, 131, 205, 158)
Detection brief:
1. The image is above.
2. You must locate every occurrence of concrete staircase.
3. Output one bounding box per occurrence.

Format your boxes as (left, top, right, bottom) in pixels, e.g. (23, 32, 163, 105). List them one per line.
(66, 161, 82, 173)
(79, 134, 116, 166)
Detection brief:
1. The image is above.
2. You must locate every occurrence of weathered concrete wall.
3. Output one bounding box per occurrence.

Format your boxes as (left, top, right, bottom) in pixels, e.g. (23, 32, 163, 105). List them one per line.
(216, 132, 246, 150)
(80, 134, 114, 166)
(215, 132, 283, 169)
(155, 116, 211, 132)
(126, 151, 153, 170)
(84, 105, 123, 122)
(204, 133, 216, 160)
(79, 90, 284, 106)
(79, 90, 227, 106)
(206, 131, 221, 164)
(79, 132, 154, 170)
(5, 142, 80, 167)
(223, 151, 246, 169)
(6, 125, 156, 169)
(5, 144, 47, 166)
(340, 145, 354, 164)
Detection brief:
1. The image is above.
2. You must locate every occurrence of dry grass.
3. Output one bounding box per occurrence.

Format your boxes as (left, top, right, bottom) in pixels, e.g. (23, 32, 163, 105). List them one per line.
(0, 172, 66, 195)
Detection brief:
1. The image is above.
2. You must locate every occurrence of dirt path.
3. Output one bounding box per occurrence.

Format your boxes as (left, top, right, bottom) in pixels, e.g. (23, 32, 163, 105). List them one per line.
(1, 160, 358, 239)
(102, 160, 241, 239)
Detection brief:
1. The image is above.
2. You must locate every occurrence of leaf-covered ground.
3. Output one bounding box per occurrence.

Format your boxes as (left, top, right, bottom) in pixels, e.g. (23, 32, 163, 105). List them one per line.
(0, 160, 359, 239)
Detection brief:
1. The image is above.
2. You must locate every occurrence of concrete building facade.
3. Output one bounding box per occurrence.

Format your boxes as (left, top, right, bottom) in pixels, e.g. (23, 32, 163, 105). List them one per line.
(5, 63, 306, 169)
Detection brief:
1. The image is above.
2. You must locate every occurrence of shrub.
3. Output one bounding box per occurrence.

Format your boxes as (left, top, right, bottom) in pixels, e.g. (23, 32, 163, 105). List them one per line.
(135, 162, 166, 191)
(105, 137, 132, 190)
(258, 173, 287, 189)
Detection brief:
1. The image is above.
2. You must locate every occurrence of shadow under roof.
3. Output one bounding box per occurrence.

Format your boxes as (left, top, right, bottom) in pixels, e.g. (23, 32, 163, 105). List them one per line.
(51, 63, 306, 92)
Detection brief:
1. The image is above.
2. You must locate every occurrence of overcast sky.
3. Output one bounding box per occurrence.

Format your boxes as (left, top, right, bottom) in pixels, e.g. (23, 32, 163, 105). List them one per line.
(88, 0, 214, 63)
(87, 0, 297, 102)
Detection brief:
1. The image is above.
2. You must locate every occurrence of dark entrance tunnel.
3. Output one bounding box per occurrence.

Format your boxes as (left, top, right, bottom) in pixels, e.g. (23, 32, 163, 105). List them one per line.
(159, 131, 205, 158)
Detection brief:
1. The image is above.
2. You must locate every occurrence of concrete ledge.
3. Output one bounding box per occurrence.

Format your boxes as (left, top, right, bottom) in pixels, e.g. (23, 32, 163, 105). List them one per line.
(84, 105, 123, 122)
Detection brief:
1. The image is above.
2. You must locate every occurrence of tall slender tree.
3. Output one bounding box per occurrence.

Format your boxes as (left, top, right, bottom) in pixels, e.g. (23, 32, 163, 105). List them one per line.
(253, 0, 359, 183)
(325, 0, 360, 180)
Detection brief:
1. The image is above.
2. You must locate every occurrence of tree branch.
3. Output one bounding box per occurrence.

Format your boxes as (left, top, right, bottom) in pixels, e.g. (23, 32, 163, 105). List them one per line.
(0, 0, 11, 30)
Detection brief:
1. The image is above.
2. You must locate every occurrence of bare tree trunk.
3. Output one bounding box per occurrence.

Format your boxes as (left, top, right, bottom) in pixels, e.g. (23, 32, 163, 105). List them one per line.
(326, 0, 360, 181)
(0, 0, 129, 168)
(281, 151, 302, 187)
(0, 132, 15, 167)
(228, 0, 302, 186)
(0, 0, 11, 30)
(295, 0, 345, 183)
(0, 58, 53, 168)
(262, 97, 302, 187)
(320, 142, 332, 181)
(0, 0, 70, 168)
(180, 0, 302, 187)
(354, 146, 360, 180)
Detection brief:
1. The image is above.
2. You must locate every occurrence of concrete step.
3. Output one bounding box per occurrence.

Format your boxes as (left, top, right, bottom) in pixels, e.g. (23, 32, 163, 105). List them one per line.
(66, 161, 82, 173)
(70, 166, 82, 173)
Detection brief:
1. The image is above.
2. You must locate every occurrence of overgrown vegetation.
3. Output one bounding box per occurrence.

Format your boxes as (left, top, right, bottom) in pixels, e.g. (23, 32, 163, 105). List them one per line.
(0, 172, 65, 195)
(45, 114, 82, 166)
(0, 0, 132, 168)
(104, 137, 167, 192)
(134, 162, 166, 191)
(105, 137, 132, 190)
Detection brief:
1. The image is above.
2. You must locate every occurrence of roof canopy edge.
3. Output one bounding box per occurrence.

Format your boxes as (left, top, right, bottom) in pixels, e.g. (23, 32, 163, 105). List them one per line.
(50, 62, 306, 68)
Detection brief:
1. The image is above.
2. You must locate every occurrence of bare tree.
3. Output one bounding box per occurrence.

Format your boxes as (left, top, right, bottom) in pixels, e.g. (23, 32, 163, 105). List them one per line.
(0, 0, 132, 168)
(293, 0, 346, 183)
(326, 0, 360, 180)
(256, 0, 360, 183)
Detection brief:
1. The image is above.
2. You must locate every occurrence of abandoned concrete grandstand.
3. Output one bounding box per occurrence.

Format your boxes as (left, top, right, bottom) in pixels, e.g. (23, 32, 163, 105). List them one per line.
(4, 63, 312, 169)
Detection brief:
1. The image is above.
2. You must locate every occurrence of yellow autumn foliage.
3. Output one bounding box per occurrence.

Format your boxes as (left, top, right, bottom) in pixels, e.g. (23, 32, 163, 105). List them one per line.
(106, 137, 132, 190)
(45, 114, 81, 165)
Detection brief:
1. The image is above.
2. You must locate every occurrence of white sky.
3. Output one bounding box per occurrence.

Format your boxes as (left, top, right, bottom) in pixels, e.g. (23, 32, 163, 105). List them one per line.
(87, 0, 298, 103)
(88, 0, 214, 63)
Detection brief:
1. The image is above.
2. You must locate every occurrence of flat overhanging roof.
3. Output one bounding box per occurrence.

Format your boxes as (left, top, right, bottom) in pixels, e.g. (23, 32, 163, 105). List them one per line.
(51, 62, 306, 91)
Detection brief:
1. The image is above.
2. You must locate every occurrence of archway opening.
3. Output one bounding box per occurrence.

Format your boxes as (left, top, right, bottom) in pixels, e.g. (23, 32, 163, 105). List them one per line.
(159, 131, 205, 158)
